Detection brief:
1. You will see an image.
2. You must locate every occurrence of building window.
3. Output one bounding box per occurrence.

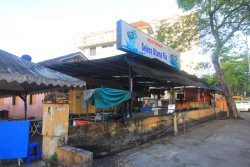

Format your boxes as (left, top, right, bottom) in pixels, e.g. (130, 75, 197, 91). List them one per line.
(90, 47, 96, 56)
(102, 44, 114, 48)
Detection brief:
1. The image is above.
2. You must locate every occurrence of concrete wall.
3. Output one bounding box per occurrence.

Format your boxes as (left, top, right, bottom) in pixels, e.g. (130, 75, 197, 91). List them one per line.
(176, 108, 221, 132)
(68, 108, 224, 157)
(69, 115, 173, 157)
(56, 146, 93, 167)
(42, 103, 70, 159)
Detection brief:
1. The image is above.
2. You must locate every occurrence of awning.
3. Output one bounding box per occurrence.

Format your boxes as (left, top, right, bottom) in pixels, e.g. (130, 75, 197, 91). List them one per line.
(209, 86, 224, 92)
(0, 49, 86, 119)
(125, 55, 209, 88)
(46, 53, 209, 89)
(0, 49, 85, 96)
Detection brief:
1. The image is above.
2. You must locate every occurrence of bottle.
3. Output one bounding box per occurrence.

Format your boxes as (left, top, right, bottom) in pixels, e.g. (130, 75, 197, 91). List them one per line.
(73, 120, 76, 126)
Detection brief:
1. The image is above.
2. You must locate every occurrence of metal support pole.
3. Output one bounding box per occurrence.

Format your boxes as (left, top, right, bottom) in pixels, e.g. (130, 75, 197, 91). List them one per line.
(182, 86, 185, 108)
(84, 83, 89, 121)
(170, 85, 175, 103)
(128, 66, 133, 119)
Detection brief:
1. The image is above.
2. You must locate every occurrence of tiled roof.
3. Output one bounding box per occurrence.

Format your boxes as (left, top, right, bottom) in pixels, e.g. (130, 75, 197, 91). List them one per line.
(130, 21, 151, 29)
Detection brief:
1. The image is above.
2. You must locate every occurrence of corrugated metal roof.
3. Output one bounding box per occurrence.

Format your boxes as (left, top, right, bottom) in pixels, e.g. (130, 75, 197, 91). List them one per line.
(46, 53, 212, 90)
(39, 52, 88, 66)
(0, 49, 85, 95)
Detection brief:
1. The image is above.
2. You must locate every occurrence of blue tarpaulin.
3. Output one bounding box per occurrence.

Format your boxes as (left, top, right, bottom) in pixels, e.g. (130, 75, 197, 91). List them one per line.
(86, 88, 131, 108)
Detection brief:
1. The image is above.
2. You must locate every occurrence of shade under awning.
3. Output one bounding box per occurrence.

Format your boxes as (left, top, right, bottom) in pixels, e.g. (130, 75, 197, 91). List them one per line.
(125, 55, 209, 88)
(0, 49, 85, 96)
(46, 53, 209, 89)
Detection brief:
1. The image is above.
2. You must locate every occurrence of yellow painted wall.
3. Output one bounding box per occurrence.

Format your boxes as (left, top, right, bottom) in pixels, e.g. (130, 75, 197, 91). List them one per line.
(68, 90, 76, 113)
(139, 116, 169, 133)
(123, 116, 170, 134)
(216, 99, 228, 111)
(68, 108, 224, 154)
(55, 146, 92, 167)
(68, 89, 96, 114)
(42, 103, 69, 159)
(177, 108, 218, 124)
(0, 98, 4, 106)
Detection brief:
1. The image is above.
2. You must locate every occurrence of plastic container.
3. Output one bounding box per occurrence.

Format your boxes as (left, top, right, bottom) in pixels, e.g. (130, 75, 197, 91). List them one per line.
(139, 107, 152, 112)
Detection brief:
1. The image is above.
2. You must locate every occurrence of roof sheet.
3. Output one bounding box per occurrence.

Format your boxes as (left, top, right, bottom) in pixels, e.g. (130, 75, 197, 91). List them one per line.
(46, 53, 210, 89)
(39, 51, 88, 66)
(0, 50, 85, 95)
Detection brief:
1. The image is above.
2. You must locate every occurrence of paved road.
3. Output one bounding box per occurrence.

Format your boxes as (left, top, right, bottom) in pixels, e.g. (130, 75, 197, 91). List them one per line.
(94, 112, 250, 167)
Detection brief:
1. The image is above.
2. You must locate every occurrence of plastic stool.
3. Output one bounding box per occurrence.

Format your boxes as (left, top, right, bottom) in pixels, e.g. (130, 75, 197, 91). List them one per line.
(27, 142, 41, 165)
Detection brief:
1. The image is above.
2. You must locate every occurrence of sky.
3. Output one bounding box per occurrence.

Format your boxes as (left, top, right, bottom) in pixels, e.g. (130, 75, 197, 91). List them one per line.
(0, 0, 183, 62)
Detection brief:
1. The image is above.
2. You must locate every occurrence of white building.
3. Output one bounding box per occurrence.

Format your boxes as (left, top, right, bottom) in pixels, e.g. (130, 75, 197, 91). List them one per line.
(76, 21, 154, 60)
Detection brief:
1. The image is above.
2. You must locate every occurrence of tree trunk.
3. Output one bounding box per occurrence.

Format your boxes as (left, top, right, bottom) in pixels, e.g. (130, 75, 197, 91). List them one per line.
(211, 51, 239, 119)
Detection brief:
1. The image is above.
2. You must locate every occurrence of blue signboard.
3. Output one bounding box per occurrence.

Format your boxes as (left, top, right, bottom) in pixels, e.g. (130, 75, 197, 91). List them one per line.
(117, 20, 180, 69)
(0, 121, 30, 159)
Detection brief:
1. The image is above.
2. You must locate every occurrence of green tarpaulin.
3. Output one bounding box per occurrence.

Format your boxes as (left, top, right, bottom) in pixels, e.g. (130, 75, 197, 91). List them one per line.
(87, 88, 131, 108)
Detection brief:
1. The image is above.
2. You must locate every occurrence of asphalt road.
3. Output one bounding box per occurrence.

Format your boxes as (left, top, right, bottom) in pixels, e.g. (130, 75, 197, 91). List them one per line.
(94, 112, 250, 167)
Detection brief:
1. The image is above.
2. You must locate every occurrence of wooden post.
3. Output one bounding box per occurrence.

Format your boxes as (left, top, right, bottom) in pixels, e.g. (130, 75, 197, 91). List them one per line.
(170, 85, 175, 103)
(212, 93, 216, 119)
(24, 94, 27, 120)
(173, 112, 178, 136)
(19, 93, 27, 120)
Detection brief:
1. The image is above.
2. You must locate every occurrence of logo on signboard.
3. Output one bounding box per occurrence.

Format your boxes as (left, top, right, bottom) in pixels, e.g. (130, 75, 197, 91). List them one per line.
(126, 30, 138, 52)
(170, 54, 179, 67)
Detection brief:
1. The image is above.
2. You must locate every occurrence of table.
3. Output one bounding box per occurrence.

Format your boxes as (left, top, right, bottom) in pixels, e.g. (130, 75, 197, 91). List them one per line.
(29, 119, 42, 137)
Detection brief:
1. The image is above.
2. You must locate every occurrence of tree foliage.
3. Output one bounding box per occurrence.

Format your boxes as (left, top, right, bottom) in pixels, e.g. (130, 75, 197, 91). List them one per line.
(177, 0, 250, 53)
(176, 0, 250, 118)
(202, 74, 219, 86)
(155, 13, 199, 52)
(194, 62, 213, 72)
(221, 55, 249, 95)
(201, 54, 249, 95)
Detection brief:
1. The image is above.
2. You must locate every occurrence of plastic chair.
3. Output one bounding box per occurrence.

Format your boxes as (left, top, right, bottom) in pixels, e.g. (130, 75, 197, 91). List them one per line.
(27, 142, 41, 165)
